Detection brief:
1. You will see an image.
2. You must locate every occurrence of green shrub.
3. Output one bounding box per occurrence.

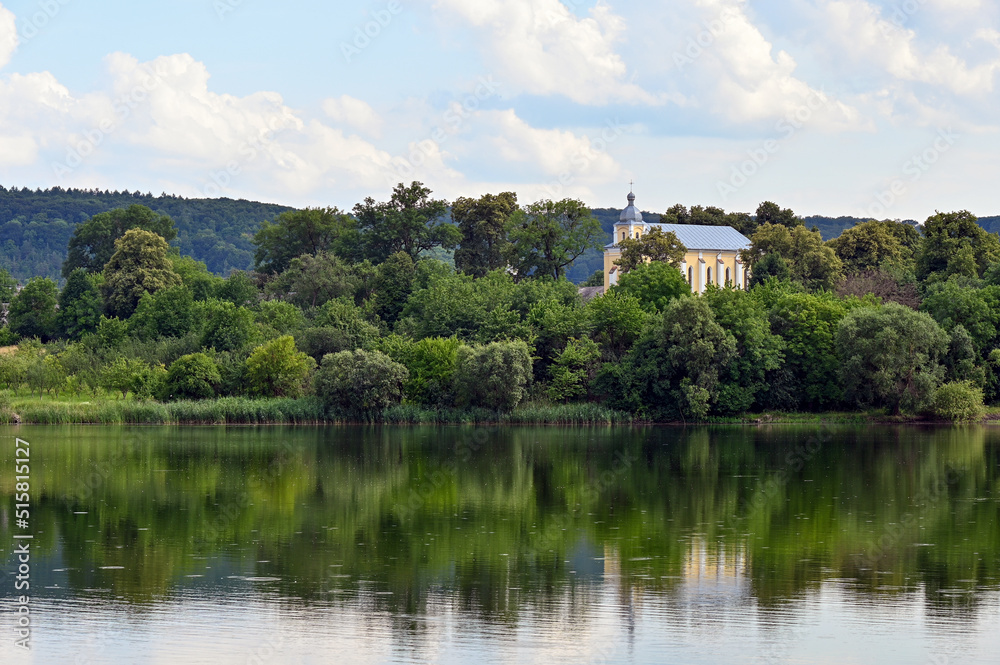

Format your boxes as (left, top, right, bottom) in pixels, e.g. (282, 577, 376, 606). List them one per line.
(453, 340, 533, 411)
(933, 381, 984, 422)
(164, 353, 221, 400)
(245, 336, 314, 398)
(314, 349, 408, 415)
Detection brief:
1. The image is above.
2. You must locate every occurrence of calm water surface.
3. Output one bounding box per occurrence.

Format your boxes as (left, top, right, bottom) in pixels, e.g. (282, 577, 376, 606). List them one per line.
(1, 424, 998, 664)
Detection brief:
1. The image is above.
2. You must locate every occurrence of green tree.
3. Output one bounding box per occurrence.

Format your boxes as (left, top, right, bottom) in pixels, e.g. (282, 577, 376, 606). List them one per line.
(933, 381, 984, 421)
(314, 349, 409, 414)
(585, 290, 650, 360)
(267, 252, 358, 309)
(916, 211, 1000, 282)
(170, 255, 222, 301)
(755, 201, 802, 228)
(101, 229, 182, 319)
(613, 261, 690, 313)
(827, 220, 920, 274)
(371, 251, 416, 326)
(704, 287, 785, 414)
(506, 199, 604, 280)
(9, 277, 59, 341)
(128, 285, 195, 340)
(100, 357, 156, 399)
(255, 301, 305, 334)
(216, 271, 259, 307)
(837, 304, 949, 414)
(58, 269, 104, 340)
(741, 224, 842, 291)
(245, 335, 314, 398)
(253, 207, 358, 274)
(0, 268, 17, 303)
(747, 253, 791, 288)
(353, 182, 457, 263)
(379, 336, 462, 406)
(453, 340, 534, 411)
(615, 227, 687, 273)
(163, 353, 221, 400)
(768, 292, 859, 409)
(63, 204, 176, 277)
(453, 192, 517, 278)
(548, 337, 601, 402)
(199, 300, 259, 352)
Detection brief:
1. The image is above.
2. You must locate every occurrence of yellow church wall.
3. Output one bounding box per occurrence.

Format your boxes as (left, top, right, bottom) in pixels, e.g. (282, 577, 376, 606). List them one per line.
(604, 248, 746, 292)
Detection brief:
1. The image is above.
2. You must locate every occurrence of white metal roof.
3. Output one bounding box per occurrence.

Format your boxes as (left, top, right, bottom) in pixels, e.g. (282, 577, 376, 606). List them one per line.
(606, 223, 750, 252)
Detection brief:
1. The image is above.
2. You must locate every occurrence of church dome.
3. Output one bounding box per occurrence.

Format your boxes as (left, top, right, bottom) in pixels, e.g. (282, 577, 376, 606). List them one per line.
(619, 192, 643, 224)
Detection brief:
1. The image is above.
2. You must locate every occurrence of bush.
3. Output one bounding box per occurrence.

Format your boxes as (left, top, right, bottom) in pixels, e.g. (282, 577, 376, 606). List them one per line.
(314, 349, 408, 415)
(164, 353, 222, 400)
(245, 336, 314, 398)
(100, 357, 160, 399)
(933, 381, 984, 422)
(453, 340, 533, 411)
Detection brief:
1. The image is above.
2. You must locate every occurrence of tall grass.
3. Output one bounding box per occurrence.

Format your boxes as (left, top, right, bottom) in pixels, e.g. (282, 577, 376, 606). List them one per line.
(9, 397, 631, 426)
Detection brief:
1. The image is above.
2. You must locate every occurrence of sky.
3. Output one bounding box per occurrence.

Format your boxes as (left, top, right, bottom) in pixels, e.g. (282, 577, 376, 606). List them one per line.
(0, 0, 998, 220)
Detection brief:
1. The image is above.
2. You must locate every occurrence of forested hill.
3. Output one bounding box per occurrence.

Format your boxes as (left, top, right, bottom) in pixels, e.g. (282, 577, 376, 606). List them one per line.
(0, 186, 293, 282)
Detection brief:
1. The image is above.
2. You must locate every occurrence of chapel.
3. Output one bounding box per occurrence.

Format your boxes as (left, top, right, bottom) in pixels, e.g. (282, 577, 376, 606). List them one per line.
(603, 192, 752, 293)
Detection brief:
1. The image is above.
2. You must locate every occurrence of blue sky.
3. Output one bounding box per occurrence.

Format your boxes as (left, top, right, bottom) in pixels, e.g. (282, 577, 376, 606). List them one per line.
(0, 0, 998, 220)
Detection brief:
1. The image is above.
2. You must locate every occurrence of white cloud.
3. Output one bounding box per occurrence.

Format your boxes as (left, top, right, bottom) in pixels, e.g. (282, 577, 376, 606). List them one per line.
(322, 95, 383, 138)
(0, 3, 16, 70)
(675, 0, 863, 129)
(429, 0, 661, 105)
(820, 0, 1000, 96)
(482, 109, 621, 181)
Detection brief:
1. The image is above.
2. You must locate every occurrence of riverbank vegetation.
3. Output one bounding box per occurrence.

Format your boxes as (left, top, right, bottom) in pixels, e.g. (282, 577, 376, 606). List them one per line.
(1, 182, 999, 424)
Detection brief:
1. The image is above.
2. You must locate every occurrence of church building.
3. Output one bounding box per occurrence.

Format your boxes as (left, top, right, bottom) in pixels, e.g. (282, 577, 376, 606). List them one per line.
(603, 192, 752, 293)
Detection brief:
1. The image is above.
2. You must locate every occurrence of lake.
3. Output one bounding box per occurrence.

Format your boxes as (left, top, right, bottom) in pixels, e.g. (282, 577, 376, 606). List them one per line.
(1, 424, 998, 664)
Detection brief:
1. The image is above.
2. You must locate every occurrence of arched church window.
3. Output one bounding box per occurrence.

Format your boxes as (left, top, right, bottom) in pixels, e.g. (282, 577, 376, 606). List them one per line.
(687, 266, 693, 284)
(707, 267, 712, 285)
(726, 267, 731, 285)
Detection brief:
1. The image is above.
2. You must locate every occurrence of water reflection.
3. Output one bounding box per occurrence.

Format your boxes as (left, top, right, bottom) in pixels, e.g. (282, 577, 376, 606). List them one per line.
(1, 424, 999, 664)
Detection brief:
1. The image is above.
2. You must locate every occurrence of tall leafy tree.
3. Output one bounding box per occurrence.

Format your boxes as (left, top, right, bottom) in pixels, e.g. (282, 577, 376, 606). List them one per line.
(353, 182, 458, 263)
(58, 269, 103, 340)
(63, 205, 176, 277)
(506, 199, 604, 280)
(741, 223, 843, 291)
(613, 261, 690, 313)
(615, 227, 687, 273)
(8, 277, 59, 341)
(755, 201, 802, 228)
(827, 219, 920, 274)
(837, 304, 948, 414)
(101, 229, 182, 319)
(266, 252, 359, 309)
(453, 192, 517, 277)
(916, 211, 1000, 282)
(252, 207, 358, 274)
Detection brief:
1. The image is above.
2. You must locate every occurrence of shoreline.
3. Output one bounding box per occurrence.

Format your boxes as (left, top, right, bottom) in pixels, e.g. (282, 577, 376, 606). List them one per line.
(1, 396, 991, 426)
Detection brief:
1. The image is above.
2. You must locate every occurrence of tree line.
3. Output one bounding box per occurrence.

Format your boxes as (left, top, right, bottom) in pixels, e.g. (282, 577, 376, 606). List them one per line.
(0, 181, 995, 421)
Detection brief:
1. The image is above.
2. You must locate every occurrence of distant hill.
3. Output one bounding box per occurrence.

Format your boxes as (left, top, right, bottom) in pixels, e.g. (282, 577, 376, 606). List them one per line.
(0, 186, 293, 282)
